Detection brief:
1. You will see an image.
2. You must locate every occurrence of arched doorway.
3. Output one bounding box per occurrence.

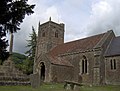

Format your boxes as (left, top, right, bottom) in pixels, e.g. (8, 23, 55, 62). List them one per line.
(40, 62, 45, 81)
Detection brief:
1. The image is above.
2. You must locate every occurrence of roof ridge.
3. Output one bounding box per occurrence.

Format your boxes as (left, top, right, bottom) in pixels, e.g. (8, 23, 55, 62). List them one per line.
(48, 31, 106, 67)
(64, 32, 106, 45)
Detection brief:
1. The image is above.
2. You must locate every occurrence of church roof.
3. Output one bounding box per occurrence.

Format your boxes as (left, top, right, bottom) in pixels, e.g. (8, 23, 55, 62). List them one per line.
(48, 55, 73, 67)
(48, 32, 105, 66)
(104, 36, 120, 57)
(49, 33, 105, 56)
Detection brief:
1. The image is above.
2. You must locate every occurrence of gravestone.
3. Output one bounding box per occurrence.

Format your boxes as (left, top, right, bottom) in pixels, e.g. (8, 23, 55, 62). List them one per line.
(30, 73, 40, 88)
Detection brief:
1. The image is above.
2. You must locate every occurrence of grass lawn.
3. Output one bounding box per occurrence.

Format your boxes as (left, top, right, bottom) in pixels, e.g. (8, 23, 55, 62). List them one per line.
(0, 83, 120, 91)
(80, 85, 120, 91)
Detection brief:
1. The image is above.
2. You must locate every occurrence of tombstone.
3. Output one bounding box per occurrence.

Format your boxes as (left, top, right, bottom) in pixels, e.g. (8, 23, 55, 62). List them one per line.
(30, 73, 41, 88)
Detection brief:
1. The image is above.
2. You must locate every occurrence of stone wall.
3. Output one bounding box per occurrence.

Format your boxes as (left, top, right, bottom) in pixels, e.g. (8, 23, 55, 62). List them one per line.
(34, 19, 120, 86)
(34, 21, 65, 82)
(50, 64, 74, 82)
(93, 30, 115, 85)
(59, 51, 95, 85)
(37, 21, 64, 55)
(33, 54, 51, 82)
(0, 60, 30, 86)
(105, 56, 120, 85)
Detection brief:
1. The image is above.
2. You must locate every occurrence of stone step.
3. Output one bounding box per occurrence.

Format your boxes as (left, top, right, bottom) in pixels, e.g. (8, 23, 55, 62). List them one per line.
(0, 76, 30, 81)
(0, 81, 30, 86)
(0, 72, 27, 77)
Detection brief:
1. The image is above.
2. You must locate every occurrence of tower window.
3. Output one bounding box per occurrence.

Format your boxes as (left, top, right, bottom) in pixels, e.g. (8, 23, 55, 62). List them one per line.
(55, 32, 58, 38)
(110, 59, 117, 70)
(42, 32, 45, 37)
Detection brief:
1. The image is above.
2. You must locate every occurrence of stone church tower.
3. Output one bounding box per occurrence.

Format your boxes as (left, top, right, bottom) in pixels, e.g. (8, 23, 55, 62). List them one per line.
(32, 18, 120, 87)
(34, 18, 65, 75)
(37, 17, 64, 54)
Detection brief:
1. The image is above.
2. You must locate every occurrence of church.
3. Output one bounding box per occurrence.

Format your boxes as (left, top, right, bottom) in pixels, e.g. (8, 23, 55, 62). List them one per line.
(33, 18, 120, 85)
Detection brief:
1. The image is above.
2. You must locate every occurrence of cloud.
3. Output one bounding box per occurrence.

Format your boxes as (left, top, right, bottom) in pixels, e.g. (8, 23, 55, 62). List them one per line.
(11, 0, 120, 54)
(85, 0, 120, 36)
(41, 6, 62, 23)
(12, 0, 62, 54)
(55, 0, 90, 42)
(11, 0, 92, 53)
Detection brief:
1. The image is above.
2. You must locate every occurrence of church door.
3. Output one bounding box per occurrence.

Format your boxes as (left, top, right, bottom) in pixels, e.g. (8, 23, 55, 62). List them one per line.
(93, 67, 100, 85)
(40, 62, 45, 81)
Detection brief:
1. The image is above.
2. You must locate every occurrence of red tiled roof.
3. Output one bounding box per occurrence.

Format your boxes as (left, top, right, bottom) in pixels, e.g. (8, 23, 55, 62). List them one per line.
(48, 33, 105, 66)
(48, 55, 73, 67)
(50, 33, 105, 56)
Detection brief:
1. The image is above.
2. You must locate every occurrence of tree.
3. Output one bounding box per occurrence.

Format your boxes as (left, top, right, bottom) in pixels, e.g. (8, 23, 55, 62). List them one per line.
(22, 58, 33, 75)
(11, 52, 26, 70)
(25, 26, 37, 61)
(0, 27, 9, 61)
(24, 26, 37, 74)
(12, 52, 26, 64)
(0, 0, 35, 60)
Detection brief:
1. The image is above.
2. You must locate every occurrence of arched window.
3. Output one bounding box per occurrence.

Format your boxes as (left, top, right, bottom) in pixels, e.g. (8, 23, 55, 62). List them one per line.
(55, 31, 58, 38)
(85, 59, 87, 73)
(110, 59, 113, 70)
(79, 55, 89, 74)
(42, 32, 45, 37)
(114, 59, 116, 69)
(110, 59, 117, 70)
(82, 60, 84, 73)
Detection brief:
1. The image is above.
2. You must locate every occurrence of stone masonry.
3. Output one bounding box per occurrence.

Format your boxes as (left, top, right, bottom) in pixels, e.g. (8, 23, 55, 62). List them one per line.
(33, 18, 120, 86)
(0, 33, 30, 85)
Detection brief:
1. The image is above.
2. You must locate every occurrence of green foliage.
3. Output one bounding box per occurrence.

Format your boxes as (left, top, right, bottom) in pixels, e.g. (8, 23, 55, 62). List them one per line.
(22, 58, 34, 75)
(0, 27, 9, 61)
(24, 26, 37, 75)
(0, 60, 2, 65)
(12, 52, 27, 64)
(0, 0, 35, 61)
(10, 52, 26, 70)
(0, 0, 35, 32)
(11, 52, 33, 75)
(25, 26, 37, 61)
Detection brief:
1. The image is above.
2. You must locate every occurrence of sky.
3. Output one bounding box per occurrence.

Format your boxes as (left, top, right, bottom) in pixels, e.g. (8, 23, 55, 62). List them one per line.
(10, 0, 120, 54)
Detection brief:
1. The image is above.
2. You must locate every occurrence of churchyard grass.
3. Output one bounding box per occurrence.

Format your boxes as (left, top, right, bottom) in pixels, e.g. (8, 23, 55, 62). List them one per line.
(80, 85, 120, 91)
(0, 83, 120, 91)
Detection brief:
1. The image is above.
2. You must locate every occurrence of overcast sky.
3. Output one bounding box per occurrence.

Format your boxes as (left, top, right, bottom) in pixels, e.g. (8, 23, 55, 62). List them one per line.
(10, 0, 120, 54)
